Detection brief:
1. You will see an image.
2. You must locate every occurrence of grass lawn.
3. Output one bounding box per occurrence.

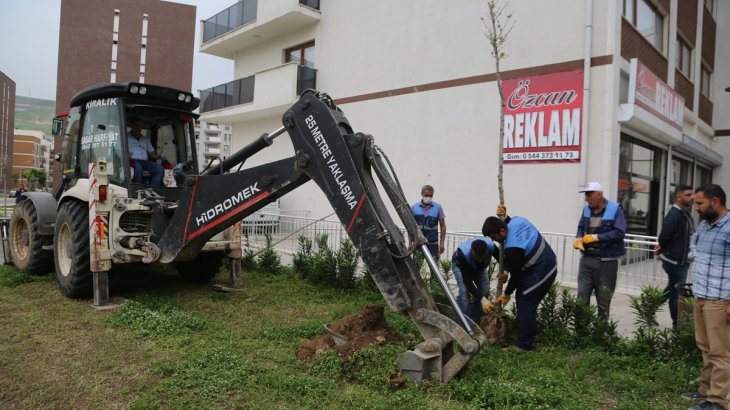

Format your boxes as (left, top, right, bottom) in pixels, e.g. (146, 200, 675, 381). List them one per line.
(0, 264, 700, 409)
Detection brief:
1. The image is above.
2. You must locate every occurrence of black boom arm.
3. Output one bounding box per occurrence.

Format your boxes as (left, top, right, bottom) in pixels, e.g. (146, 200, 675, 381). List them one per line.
(155, 91, 486, 382)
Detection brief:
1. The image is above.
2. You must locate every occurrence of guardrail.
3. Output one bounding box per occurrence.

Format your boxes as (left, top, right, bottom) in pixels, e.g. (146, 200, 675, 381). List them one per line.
(242, 212, 668, 295)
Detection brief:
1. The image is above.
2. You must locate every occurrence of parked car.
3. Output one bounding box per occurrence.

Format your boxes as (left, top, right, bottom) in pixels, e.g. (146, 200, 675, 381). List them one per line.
(7, 189, 16, 198)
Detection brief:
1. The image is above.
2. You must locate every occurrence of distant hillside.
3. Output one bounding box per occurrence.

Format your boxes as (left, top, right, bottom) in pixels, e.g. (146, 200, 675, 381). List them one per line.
(15, 96, 56, 134)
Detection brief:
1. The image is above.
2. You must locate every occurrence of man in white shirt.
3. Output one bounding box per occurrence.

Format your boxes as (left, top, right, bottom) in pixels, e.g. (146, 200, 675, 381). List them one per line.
(127, 118, 163, 186)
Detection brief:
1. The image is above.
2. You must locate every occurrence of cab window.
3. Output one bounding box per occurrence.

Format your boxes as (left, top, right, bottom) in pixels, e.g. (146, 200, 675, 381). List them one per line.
(60, 107, 81, 180)
(79, 99, 125, 185)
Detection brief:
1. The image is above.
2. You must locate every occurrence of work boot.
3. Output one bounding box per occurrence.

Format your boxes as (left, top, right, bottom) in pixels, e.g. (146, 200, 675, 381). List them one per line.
(682, 390, 707, 401)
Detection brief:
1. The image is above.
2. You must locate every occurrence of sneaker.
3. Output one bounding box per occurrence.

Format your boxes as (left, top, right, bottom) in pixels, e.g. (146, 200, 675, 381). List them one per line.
(688, 401, 726, 410)
(682, 390, 707, 401)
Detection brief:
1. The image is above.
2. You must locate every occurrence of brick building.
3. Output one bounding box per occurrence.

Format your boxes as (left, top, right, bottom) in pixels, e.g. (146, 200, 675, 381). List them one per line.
(0, 71, 15, 192)
(12, 130, 50, 190)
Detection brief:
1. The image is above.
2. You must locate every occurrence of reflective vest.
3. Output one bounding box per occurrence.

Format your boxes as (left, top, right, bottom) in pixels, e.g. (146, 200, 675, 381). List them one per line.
(452, 237, 495, 272)
(412, 201, 442, 244)
(580, 200, 626, 259)
(505, 217, 557, 295)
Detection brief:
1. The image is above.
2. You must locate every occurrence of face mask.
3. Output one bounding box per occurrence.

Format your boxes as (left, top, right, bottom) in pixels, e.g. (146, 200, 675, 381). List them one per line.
(422, 196, 433, 205)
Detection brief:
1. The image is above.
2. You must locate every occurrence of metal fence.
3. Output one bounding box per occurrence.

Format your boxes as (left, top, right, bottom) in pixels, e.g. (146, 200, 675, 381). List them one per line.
(243, 212, 666, 295)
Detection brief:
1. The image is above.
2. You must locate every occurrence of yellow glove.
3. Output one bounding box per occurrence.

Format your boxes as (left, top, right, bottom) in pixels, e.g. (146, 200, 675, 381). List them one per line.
(572, 238, 585, 251)
(496, 295, 511, 306)
(496, 204, 507, 218)
(582, 234, 600, 245)
(483, 302, 495, 314)
(496, 271, 509, 284)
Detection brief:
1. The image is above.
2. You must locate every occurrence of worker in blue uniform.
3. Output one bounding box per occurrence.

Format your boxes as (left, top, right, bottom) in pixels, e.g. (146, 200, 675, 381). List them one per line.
(482, 209, 557, 352)
(451, 237, 499, 322)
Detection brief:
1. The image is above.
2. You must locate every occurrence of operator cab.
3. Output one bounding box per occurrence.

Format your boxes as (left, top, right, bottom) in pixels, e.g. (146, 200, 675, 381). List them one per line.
(54, 83, 200, 200)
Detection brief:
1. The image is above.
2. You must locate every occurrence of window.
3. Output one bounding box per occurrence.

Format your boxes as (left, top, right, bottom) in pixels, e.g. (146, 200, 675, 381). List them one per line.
(80, 102, 125, 185)
(618, 135, 662, 235)
(624, 0, 664, 51)
(285, 41, 315, 68)
(700, 65, 711, 97)
(675, 37, 692, 79)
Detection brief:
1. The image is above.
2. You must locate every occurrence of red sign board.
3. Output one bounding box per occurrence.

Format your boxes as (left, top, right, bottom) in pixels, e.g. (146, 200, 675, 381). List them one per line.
(502, 69, 584, 164)
(630, 59, 684, 131)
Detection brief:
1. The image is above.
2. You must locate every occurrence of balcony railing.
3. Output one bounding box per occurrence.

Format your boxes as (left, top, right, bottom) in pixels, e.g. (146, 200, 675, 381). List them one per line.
(203, 0, 320, 44)
(203, 0, 258, 43)
(200, 66, 317, 113)
(200, 76, 255, 113)
(299, 0, 320, 9)
(296, 65, 317, 95)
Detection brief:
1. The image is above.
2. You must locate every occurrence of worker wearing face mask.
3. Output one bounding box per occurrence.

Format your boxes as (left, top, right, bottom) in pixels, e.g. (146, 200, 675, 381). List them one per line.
(409, 184, 447, 260)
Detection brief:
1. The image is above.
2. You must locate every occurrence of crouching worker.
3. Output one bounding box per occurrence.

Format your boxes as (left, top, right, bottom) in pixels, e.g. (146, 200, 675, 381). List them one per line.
(482, 211, 557, 352)
(451, 237, 499, 323)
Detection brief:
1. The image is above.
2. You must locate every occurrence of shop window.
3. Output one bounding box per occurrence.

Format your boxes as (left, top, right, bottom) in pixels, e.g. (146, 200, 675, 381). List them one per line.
(285, 41, 315, 69)
(697, 165, 712, 187)
(618, 135, 662, 235)
(675, 37, 692, 79)
(624, 0, 664, 51)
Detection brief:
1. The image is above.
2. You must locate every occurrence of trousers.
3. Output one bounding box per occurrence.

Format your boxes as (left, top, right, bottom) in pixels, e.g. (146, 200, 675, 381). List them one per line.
(694, 299, 730, 409)
(577, 256, 618, 319)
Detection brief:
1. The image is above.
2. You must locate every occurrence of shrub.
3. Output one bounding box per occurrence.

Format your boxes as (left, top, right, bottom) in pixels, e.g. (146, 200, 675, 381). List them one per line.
(294, 234, 361, 290)
(256, 234, 282, 274)
(241, 232, 256, 271)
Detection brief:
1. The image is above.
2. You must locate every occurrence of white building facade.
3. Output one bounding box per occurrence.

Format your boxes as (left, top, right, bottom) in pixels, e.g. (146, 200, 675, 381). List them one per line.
(199, 0, 729, 236)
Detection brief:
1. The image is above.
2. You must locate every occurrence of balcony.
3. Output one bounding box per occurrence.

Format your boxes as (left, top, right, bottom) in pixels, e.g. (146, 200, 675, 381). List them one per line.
(200, 64, 317, 123)
(201, 0, 321, 59)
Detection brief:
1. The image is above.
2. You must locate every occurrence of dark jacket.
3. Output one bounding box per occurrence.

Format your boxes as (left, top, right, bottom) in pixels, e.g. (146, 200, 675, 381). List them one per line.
(576, 199, 627, 260)
(657, 204, 693, 266)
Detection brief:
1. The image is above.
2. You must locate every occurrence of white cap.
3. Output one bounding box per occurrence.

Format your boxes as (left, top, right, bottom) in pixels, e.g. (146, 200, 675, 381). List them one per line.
(579, 182, 604, 193)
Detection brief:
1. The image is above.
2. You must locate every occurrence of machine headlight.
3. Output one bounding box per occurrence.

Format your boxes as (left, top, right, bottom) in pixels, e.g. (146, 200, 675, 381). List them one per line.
(139, 86, 147, 95)
(130, 85, 139, 94)
(184, 95, 192, 103)
(178, 93, 186, 101)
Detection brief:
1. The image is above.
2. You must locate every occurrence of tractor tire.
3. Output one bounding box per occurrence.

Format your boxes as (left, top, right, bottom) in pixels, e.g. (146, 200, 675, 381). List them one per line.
(9, 199, 53, 275)
(175, 251, 224, 283)
(53, 200, 92, 298)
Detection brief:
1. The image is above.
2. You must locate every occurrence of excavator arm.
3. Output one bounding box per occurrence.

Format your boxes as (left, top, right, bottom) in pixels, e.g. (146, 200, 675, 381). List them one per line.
(154, 91, 486, 382)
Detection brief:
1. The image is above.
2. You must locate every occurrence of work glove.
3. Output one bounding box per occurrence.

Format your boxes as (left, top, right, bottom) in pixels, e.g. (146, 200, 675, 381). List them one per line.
(496, 204, 507, 218)
(496, 295, 511, 306)
(483, 302, 495, 314)
(582, 234, 600, 245)
(572, 238, 585, 251)
(496, 271, 509, 284)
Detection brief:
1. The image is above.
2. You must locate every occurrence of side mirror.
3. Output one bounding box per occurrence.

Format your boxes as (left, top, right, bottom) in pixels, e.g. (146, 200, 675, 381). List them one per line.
(51, 117, 64, 137)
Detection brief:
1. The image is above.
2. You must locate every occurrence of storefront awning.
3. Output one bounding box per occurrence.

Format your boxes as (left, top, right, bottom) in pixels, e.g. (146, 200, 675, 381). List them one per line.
(675, 134, 723, 166)
(618, 59, 684, 146)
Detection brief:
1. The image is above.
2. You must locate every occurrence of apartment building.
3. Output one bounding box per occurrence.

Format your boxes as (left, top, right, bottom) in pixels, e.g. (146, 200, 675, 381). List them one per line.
(12, 130, 51, 189)
(198, 0, 729, 235)
(194, 121, 233, 169)
(0, 71, 15, 191)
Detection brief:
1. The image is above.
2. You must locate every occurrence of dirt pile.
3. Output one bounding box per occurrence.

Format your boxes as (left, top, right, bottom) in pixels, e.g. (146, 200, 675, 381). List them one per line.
(295, 304, 403, 362)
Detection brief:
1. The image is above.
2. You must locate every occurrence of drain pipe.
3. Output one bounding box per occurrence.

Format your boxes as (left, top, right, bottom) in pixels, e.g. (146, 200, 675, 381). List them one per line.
(579, 0, 593, 205)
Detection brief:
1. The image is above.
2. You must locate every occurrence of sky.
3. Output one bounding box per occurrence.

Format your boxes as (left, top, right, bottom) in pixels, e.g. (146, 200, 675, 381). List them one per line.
(0, 0, 235, 101)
